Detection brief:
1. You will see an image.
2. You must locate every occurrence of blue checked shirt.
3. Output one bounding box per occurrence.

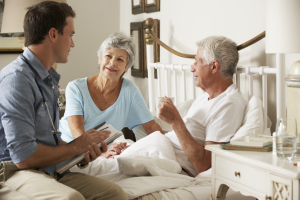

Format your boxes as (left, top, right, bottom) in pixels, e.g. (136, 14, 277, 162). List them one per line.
(0, 48, 62, 177)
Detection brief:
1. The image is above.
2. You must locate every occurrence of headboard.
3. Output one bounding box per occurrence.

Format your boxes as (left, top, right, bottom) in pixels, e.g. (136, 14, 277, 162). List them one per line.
(144, 18, 284, 132)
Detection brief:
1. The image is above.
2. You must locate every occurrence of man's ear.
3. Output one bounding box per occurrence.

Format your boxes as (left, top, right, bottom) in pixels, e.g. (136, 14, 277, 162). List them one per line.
(48, 28, 57, 43)
(211, 60, 220, 74)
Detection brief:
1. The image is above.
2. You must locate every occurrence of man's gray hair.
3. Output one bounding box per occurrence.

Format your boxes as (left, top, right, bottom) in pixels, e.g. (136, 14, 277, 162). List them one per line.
(196, 36, 239, 78)
(97, 32, 136, 69)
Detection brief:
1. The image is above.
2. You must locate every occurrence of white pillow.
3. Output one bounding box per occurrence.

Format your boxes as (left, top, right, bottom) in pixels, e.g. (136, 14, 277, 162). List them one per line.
(231, 96, 264, 140)
(132, 99, 195, 140)
(176, 99, 195, 118)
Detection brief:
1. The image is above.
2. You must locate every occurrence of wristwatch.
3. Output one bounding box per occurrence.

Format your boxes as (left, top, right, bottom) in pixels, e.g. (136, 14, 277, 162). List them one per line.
(76, 163, 89, 169)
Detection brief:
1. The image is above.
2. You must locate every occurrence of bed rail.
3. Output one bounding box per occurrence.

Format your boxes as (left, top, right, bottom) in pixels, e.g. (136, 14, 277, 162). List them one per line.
(147, 62, 276, 130)
(236, 67, 276, 130)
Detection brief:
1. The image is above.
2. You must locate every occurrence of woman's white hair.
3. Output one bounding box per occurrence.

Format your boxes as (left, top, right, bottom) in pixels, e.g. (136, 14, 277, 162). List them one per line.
(196, 36, 239, 79)
(97, 32, 136, 69)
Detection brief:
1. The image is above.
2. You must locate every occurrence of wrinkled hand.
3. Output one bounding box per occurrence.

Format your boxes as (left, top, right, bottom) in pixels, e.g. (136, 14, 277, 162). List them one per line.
(157, 96, 181, 125)
(70, 129, 110, 157)
(101, 142, 128, 159)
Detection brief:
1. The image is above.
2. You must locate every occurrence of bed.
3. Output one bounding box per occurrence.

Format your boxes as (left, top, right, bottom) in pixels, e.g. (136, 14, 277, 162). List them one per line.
(71, 18, 284, 200)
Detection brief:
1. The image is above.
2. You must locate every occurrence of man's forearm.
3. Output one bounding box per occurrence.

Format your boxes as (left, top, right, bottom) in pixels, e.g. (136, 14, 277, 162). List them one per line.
(16, 128, 110, 169)
(16, 142, 79, 169)
(171, 120, 211, 174)
(59, 140, 67, 145)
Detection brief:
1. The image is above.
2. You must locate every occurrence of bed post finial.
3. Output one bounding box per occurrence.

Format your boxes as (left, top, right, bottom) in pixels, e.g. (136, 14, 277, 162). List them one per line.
(145, 18, 154, 45)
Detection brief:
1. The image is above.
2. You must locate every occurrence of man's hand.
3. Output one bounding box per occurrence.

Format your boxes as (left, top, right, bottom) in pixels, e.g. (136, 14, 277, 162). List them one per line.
(69, 129, 110, 156)
(157, 96, 181, 125)
(79, 141, 108, 165)
(101, 142, 128, 159)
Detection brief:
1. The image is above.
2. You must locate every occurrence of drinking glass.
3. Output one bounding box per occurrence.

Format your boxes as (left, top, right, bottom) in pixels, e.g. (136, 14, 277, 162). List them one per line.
(155, 97, 174, 118)
(276, 118, 297, 161)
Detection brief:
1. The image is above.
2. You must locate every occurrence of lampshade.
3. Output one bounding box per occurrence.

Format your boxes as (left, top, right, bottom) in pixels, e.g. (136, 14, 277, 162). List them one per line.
(266, 0, 300, 53)
(1, 0, 67, 34)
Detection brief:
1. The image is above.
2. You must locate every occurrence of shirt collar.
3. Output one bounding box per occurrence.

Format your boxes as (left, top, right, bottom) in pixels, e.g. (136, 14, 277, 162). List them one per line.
(22, 47, 61, 86)
(49, 67, 61, 87)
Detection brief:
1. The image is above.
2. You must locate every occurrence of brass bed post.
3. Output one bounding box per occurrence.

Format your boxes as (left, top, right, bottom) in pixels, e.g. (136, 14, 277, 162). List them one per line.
(145, 18, 156, 113)
(145, 18, 154, 45)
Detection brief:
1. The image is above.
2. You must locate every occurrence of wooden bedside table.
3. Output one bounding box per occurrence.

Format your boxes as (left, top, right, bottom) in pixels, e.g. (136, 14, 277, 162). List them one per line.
(205, 144, 300, 200)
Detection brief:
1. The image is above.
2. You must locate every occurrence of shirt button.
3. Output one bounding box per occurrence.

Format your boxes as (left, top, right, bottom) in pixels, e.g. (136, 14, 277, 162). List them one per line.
(48, 76, 51, 79)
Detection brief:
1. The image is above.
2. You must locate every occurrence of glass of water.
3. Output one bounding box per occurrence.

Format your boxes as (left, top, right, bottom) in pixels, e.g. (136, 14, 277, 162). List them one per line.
(276, 118, 297, 161)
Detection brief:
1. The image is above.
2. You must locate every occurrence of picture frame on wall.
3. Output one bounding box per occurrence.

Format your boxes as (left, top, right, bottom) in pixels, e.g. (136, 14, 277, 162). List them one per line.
(130, 22, 144, 78)
(131, 0, 144, 15)
(144, 0, 160, 13)
(0, 0, 23, 54)
(143, 19, 159, 78)
(0, 37, 24, 54)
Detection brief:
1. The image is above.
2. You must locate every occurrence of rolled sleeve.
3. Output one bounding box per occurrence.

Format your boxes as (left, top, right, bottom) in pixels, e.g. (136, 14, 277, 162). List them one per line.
(1, 72, 39, 163)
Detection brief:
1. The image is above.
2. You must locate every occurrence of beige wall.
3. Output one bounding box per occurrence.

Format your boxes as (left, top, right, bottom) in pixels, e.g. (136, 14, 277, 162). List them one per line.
(0, 0, 120, 89)
(121, 0, 267, 98)
(121, 0, 271, 103)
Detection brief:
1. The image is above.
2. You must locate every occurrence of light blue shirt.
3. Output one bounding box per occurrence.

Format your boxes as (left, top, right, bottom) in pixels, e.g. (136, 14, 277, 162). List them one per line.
(59, 78, 153, 143)
(0, 48, 61, 177)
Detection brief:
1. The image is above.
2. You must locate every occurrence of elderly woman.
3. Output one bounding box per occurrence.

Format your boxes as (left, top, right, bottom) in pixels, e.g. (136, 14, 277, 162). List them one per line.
(59, 32, 162, 157)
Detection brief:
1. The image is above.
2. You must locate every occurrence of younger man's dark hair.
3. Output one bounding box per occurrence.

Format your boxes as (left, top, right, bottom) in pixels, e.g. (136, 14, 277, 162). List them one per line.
(24, 1, 76, 47)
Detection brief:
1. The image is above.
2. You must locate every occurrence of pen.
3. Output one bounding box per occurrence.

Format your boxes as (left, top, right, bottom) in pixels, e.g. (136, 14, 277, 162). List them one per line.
(99, 127, 109, 131)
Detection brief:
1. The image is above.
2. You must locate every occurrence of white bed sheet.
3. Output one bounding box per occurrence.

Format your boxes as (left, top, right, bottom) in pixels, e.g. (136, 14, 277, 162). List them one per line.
(70, 132, 256, 200)
(70, 132, 210, 199)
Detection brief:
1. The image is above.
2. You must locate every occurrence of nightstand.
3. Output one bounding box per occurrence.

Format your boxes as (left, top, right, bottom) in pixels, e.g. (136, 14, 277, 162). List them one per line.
(205, 144, 300, 200)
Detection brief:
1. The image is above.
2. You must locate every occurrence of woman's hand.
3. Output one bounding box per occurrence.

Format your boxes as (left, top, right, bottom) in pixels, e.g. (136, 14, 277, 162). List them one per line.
(100, 142, 128, 159)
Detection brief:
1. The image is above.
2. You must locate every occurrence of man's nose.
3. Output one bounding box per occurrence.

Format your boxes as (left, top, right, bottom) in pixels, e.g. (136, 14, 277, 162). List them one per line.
(71, 38, 75, 48)
(190, 64, 195, 72)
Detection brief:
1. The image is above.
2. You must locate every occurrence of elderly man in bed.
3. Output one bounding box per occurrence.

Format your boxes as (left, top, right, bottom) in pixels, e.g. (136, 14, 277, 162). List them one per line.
(157, 36, 247, 176)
